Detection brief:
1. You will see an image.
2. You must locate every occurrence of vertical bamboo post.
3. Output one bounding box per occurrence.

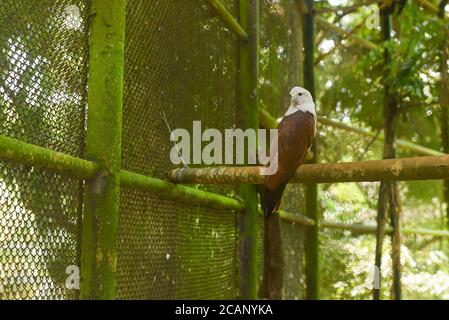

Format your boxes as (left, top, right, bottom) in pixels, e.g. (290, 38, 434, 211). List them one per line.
(238, 0, 260, 300)
(303, 0, 319, 300)
(80, 0, 125, 299)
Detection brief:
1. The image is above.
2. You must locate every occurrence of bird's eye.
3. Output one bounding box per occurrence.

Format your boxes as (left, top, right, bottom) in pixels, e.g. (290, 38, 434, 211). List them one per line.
(298, 93, 303, 96)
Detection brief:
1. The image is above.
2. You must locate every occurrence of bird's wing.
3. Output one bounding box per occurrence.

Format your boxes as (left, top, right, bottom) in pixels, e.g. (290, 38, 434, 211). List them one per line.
(264, 111, 315, 216)
(266, 111, 315, 190)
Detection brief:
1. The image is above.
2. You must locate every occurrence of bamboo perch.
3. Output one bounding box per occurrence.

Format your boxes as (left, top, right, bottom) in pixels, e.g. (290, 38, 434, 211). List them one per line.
(260, 108, 444, 156)
(3, 134, 449, 238)
(167, 155, 449, 184)
(3, 135, 449, 237)
(206, 0, 249, 41)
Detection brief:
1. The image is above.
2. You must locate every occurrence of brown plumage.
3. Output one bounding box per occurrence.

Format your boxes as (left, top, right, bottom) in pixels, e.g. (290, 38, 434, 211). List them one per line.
(259, 86, 316, 300)
(264, 110, 315, 216)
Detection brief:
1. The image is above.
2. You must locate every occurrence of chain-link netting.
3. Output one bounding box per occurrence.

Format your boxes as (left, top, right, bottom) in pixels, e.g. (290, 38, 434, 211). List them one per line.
(260, 0, 307, 300)
(0, 0, 90, 299)
(117, 0, 240, 299)
(2, 0, 447, 301)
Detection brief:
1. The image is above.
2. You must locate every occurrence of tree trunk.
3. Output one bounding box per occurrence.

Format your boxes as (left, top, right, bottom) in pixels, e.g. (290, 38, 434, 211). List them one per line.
(374, 5, 402, 300)
(438, 1, 449, 228)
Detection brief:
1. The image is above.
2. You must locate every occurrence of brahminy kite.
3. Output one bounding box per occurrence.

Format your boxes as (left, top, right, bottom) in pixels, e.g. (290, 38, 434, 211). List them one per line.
(264, 86, 316, 216)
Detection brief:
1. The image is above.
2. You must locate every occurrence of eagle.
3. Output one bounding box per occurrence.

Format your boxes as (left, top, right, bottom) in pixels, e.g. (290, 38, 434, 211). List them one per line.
(259, 86, 316, 299)
(265, 86, 317, 217)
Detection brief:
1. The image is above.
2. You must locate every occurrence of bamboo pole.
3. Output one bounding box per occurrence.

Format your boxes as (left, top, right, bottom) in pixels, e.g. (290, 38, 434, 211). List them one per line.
(167, 155, 449, 184)
(0, 134, 98, 180)
(0, 134, 246, 212)
(415, 0, 448, 18)
(3, 134, 449, 237)
(120, 170, 244, 211)
(321, 222, 449, 237)
(237, 0, 260, 300)
(416, 0, 440, 13)
(318, 117, 444, 156)
(206, 0, 249, 41)
(80, 0, 126, 300)
(260, 109, 443, 157)
(315, 16, 377, 50)
(279, 210, 315, 226)
(314, 0, 380, 14)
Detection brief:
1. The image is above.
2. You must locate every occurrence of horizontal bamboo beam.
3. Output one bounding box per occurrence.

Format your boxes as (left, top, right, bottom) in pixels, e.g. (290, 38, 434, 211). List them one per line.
(0, 134, 243, 211)
(318, 117, 444, 156)
(0, 134, 98, 180)
(120, 170, 245, 211)
(259, 108, 443, 156)
(314, 0, 380, 14)
(322, 221, 449, 237)
(279, 210, 316, 226)
(206, 0, 249, 41)
(2, 134, 447, 237)
(270, 210, 449, 236)
(167, 155, 449, 184)
(416, 0, 449, 19)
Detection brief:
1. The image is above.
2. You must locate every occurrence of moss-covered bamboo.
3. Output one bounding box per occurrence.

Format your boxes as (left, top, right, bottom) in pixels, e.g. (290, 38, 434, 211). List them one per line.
(80, 0, 126, 300)
(279, 210, 315, 226)
(0, 134, 98, 179)
(237, 0, 260, 300)
(3, 133, 449, 238)
(321, 222, 449, 237)
(206, 0, 249, 41)
(121, 170, 244, 211)
(318, 117, 444, 156)
(168, 155, 449, 184)
(260, 109, 443, 156)
(303, 0, 319, 300)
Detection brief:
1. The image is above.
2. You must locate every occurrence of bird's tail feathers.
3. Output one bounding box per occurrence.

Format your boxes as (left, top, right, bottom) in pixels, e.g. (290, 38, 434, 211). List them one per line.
(264, 181, 288, 217)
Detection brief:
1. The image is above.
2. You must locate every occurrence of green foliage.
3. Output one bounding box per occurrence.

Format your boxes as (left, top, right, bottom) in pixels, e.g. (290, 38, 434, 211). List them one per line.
(313, 0, 449, 299)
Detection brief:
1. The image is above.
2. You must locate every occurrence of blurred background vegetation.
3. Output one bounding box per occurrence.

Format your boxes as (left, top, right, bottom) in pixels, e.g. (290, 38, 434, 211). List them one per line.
(260, 0, 449, 299)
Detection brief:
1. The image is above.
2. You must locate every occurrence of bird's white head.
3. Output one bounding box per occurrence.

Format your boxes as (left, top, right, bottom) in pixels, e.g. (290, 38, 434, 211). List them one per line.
(285, 86, 316, 118)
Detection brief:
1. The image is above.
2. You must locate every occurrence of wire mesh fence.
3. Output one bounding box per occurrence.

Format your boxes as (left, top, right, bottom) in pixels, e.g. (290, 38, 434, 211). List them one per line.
(116, 0, 240, 299)
(0, 0, 90, 299)
(0, 0, 448, 300)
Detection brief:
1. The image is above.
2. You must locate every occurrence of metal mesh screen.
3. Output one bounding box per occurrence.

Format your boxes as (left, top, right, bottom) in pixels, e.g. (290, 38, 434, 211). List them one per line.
(0, 0, 90, 299)
(260, 0, 307, 300)
(2, 0, 446, 302)
(117, 0, 240, 299)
